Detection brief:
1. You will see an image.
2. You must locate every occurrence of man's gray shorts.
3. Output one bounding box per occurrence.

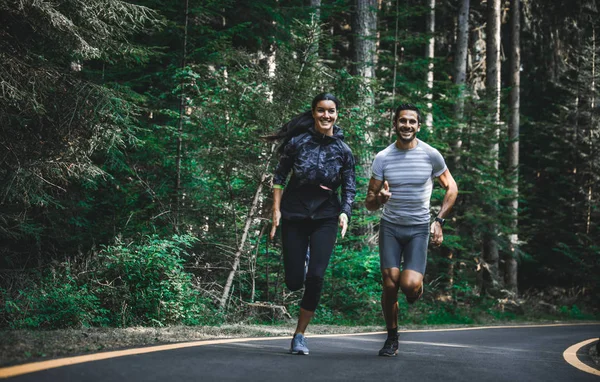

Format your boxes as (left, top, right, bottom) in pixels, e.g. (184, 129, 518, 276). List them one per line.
(379, 219, 430, 275)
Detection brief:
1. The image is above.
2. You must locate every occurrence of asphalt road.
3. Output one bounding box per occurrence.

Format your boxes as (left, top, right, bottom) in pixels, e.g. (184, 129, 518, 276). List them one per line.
(2, 323, 599, 381)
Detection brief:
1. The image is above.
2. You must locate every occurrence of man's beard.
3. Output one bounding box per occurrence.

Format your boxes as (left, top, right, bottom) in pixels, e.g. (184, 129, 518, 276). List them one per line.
(396, 129, 416, 142)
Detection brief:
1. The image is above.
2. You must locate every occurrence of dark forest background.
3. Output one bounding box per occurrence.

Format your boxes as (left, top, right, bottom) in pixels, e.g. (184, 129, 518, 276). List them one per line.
(0, 0, 598, 329)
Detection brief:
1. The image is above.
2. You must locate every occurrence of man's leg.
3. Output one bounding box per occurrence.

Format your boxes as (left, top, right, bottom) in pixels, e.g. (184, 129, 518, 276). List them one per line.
(379, 268, 401, 356)
(378, 219, 404, 356)
(381, 267, 401, 331)
(400, 223, 429, 304)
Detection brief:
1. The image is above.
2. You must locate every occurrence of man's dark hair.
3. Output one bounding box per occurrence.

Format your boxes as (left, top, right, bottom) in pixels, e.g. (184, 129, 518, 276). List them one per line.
(393, 103, 422, 125)
(264, 93, 341, 153)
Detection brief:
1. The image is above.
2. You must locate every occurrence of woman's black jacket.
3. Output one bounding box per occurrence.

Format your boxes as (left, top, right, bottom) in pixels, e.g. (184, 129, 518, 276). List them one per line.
(273, 125, 356, 221)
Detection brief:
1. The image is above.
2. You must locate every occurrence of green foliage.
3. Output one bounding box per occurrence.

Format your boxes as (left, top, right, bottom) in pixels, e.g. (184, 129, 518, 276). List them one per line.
(96, 235, 218, 326)
(2, 268, 108, 329)
(1, 235, 220, 329)
(0, 0, 163, 265)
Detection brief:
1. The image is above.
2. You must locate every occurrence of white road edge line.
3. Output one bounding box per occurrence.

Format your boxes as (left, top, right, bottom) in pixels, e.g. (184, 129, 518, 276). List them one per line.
(562, 338, 600, 377)
(1, 322, 598, 379)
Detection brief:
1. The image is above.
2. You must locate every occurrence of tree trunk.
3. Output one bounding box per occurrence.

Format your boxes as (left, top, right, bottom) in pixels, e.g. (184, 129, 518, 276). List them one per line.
(445, 0, 470, 292)
(250, 224, 267, 302)
(306, 0, 321, 58)
(353, 0, 379, 245)
(310, 0, 321, 21)
(505, 0, 521, 294)
(353, 0, 378, 81)
(352, 0, 377, 115)
(453, 0, 469, 160)
(219, 153, 274, 309)
(586, 28, 596, 235)
(486, 0, 501, 164)
(425, 0, 435, 129)
(389, 0, 400, 138)
(482, 0, 502, 295)
(174, 0, 190, 233)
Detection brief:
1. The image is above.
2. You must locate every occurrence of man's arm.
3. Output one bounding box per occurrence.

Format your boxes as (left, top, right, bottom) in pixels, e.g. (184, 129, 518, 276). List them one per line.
(430, 168, 458, 246)
(365, 177, 391, 211)
(436, 169, 458, 219)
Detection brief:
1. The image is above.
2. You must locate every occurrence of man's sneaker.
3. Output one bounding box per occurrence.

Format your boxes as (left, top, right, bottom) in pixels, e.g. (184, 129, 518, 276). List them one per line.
(290, 333, 309, 355)
(378, 337, 399, 357)
(406, 283, 424, 304)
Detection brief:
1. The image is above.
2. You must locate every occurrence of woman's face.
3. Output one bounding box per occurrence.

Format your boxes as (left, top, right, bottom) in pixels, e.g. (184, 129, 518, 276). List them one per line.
(312, 100, 338, 135)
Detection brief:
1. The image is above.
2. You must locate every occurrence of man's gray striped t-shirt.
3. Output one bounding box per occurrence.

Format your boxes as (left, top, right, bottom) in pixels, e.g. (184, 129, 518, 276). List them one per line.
(371, 139, 447, 226)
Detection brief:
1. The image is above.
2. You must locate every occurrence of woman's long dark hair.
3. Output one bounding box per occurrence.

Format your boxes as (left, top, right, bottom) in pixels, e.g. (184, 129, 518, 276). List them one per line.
(263, 93, 341, 153)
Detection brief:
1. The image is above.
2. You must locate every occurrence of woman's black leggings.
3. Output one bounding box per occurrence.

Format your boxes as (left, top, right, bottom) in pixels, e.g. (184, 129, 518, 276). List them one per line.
(281, 217, 338, 312)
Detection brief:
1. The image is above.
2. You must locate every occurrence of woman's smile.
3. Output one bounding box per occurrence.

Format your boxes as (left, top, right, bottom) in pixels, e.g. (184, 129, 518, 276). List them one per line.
(313, 100, 338, 135)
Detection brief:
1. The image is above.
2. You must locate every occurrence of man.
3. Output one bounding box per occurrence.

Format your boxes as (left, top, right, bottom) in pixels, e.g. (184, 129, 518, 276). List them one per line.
(365, 104, 458, 357)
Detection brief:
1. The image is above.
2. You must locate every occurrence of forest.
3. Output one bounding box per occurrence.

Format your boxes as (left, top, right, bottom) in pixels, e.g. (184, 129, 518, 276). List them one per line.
(0, 0, 599, 330)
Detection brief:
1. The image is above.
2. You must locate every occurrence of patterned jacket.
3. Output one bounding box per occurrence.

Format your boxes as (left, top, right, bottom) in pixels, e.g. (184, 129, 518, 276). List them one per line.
(273, 125, 356, 220)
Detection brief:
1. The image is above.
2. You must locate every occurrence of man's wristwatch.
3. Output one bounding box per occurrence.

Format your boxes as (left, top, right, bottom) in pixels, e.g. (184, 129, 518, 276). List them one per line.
(434, 216, 445, 227)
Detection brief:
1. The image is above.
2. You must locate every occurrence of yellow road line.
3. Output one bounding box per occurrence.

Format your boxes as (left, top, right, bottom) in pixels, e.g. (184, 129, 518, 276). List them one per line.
(1, 322, 598, 379)
(0, 336, 283, 379)
(563, 338, 600, 377)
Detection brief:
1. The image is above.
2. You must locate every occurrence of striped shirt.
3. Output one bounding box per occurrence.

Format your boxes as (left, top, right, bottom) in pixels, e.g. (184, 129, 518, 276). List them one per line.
(371, 139, 447, 225)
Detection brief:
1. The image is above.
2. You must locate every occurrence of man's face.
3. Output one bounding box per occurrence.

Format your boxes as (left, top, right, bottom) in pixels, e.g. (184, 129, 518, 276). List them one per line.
(395, 109, 420, 143)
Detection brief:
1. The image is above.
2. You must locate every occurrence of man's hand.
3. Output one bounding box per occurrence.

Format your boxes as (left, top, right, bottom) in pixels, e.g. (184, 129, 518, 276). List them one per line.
(378, 181, 392, 205)
(366, 178, 391, 211)
(430, 221, 443, 246)
(270, 209, 281, 239)
(339, 213, 348, 238)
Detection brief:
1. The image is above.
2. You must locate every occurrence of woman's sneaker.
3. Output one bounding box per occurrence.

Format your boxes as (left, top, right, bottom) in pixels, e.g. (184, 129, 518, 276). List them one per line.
(378, 336, 399, 356)
(290, 333, 309, 355)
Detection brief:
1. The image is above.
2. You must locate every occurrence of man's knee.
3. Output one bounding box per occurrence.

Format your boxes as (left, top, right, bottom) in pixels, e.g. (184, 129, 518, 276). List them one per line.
(400, 280, 421, 295)
(382, 277, 399, 293)
(399, 270, 423, 295)
(381, 268, 401, 293)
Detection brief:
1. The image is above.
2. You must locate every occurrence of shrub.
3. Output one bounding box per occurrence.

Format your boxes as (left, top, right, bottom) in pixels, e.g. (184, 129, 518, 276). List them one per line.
(96, 234, 218, 326)
(1, 234, 220, 329)
(2, 267, 108, 329)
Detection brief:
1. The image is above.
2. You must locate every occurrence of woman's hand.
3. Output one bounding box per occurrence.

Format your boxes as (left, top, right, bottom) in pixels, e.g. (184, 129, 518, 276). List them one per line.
(270, 209, 281, 239)
(339, 213, 348, 238)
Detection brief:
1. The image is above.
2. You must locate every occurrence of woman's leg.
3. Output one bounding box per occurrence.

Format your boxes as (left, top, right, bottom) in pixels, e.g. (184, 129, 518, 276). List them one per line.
(281, 219, 311, 292)
(294, 217, 338, 335)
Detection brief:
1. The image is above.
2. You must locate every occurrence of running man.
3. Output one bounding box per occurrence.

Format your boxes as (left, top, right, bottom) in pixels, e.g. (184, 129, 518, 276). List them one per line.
(365, 103, 458, 356)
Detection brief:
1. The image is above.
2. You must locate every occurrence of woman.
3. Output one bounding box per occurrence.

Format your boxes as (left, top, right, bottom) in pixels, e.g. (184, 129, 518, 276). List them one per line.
(267, 93, 356, 355)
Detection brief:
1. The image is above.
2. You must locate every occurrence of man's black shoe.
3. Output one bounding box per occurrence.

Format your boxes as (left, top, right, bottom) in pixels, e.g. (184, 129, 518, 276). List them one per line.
(378, 337, 399, 357)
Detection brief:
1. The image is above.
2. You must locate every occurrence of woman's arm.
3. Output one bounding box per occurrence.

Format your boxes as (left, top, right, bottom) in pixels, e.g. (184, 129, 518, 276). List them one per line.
(270, 187, 283, 239)
(270, 138, 296, 239)
(339, 150, 356, 238)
